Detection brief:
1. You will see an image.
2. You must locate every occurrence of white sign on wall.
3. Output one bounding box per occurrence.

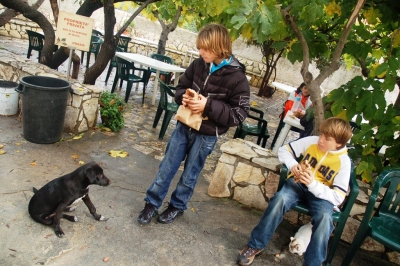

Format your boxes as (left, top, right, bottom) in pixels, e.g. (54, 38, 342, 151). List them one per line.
(55, 11, 94, 52)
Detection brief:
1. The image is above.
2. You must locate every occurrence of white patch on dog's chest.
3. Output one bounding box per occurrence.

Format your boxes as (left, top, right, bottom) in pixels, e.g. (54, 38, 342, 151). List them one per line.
(72, 193, 87, 205)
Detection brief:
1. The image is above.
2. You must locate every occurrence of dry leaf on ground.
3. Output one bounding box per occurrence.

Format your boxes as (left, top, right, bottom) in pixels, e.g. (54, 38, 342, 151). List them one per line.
(109, 150, 129, 158)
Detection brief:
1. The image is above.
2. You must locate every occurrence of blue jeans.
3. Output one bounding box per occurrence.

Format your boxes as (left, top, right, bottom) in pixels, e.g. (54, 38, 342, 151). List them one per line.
(248, 178, 334, 266)
(145, 122, 217, 210)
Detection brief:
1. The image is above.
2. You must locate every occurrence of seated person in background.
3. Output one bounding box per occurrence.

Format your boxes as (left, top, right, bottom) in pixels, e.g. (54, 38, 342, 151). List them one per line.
(282, 83, 312, 118)
(237, 117, 353, 266)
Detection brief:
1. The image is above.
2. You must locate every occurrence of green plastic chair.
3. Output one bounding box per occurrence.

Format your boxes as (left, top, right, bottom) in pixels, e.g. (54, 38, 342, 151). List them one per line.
(341, 169, 400, 266)
(277, 159, 359, 266)
(92, 29, 103, 37)
(149, 53, 174, 84)
(117, 36, 131, 52)
(152, 78, 179, 139)
(233, 107, 270, 148)
(81, 35, 103, 68)
(26, 30, 44, 62)
(112, 57, 151, 104)
(105, 46, 124, 84)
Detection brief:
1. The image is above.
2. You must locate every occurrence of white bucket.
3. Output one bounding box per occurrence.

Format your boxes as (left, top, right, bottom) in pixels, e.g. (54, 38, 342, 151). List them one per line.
(0, 81, 19, 116)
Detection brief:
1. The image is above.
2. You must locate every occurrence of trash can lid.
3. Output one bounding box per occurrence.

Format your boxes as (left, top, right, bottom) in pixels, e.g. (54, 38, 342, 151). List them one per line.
(0, 81, 19, 88)
(19, 76, 70, 92)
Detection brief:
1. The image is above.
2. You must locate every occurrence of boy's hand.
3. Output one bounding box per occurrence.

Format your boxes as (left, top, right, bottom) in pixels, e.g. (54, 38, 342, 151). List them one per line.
(291, 164, 313, 185)
(187, 94, 207, 114)
(296, 169, 313, 185)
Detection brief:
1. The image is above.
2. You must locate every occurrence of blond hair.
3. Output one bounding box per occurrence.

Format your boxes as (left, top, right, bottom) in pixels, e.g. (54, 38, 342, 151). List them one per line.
(196, 23, 232, 59)
(320, 117, 352, 148)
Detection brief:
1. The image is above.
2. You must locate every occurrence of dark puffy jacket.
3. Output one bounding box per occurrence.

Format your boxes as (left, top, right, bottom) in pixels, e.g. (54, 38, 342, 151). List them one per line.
(175, 56, 250, 136)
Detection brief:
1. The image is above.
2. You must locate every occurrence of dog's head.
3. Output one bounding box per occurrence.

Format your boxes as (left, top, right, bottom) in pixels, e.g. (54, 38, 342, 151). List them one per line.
(84, 162, 110, 186)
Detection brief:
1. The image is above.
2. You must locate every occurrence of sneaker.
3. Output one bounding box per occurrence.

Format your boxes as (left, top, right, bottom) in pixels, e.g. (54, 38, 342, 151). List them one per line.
(237, 245, 263, 266)
(137, 202, 157, 225)
(157, 204, 183, 224)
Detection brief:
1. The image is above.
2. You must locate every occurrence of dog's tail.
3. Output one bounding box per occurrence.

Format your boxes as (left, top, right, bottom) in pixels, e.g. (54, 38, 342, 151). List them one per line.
(32, 187, 38, 193)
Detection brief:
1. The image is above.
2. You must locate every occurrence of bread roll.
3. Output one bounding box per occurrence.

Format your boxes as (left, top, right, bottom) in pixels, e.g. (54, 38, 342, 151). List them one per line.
(185, 88, 197, 99)
(294, 160, 311, 182)
(300, 160, 311, 172)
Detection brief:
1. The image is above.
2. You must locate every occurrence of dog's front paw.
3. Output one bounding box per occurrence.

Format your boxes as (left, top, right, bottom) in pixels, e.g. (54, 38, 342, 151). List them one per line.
(93, 213, 108, 221)
(55, 228, 65, 238)
(99, 215, 108, 221)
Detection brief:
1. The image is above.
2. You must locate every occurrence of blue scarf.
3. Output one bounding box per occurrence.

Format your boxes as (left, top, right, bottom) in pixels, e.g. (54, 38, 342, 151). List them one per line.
(210, 56, 232, 74)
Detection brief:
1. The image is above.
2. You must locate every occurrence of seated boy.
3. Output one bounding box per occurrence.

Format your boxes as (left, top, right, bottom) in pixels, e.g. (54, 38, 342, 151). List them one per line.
(237, 117, 353, 266)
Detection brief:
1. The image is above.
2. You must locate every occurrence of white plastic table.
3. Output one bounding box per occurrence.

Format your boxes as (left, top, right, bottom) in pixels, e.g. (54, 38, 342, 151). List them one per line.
(116, 52, 186, 105)
(272, 111, 305, 153)
(271, 81, 296, 94)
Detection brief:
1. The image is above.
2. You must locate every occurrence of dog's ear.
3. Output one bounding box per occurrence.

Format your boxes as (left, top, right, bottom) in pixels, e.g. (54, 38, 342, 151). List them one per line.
(85, 167, 97, 183)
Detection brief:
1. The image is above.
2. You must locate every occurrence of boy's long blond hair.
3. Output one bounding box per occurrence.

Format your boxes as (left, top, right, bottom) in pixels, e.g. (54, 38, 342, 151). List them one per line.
(320, 117, 353, 148)
(196, 23, 232, 59)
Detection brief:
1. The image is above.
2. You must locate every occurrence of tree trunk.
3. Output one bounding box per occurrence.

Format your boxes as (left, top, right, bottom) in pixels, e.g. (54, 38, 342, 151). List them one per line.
(154, 6, 182, 55)
(281, 0, 366, 134)
(0, 0, 44, 27)
(1, 0, 55, 66)
(256, 40, 283, 98)
(83, 0, 158, 84)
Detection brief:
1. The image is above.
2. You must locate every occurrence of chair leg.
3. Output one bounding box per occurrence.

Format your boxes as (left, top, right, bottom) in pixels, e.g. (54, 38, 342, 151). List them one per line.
(125, 81, 133, 103)
(27, 47, 32, 59)
(38, 51, 41, 62)
(111, 76, 119, 93)
(86, 52, 91, 68)
(270, 119, 285, 149)
(105, 64, 113, 84)
(153, 104, 163, 128)
(142, 84, 146, 105)
(233, 127, 241, 139)
(80, 51, 84, 64)
(159, 111, 174, 139)
(340, 230, 369, 266)
(261, 135, 269, 148)
(325, 222, 346, 266)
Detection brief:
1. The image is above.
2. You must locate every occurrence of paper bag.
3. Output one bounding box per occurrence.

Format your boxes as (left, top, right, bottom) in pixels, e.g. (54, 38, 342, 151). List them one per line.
(175, 105, 204, 131)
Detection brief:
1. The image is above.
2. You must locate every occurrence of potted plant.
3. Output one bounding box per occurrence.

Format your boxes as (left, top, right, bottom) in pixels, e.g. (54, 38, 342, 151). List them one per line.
(99, 91, 125, 132)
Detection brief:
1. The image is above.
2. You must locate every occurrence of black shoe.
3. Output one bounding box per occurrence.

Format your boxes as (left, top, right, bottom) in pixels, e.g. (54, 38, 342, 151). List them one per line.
(137, 202, 157, 225)
(157, 204, 183, 224)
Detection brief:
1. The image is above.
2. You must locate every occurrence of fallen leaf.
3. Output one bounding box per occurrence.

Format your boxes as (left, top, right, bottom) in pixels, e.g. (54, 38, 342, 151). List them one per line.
(15, 142, 21, 146)
(16, 150, 20, 153)
(102, 127, 112, 132)
(71, 154, 80, 159)
(108, 150, 129, 158)
(232, 227, 238, 232)
(103, 257, 110, 262)
(250, 101, 258, 107)
(0, 144, 4, 149)
(30, 162, 37, 166)
(191, 207, 196, 212)
(78, 160, 85, 165)
(73, 133, 84, 140)
(0, 150, 6, 155)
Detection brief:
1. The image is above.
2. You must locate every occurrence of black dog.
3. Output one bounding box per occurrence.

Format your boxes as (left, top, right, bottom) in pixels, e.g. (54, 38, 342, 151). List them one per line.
(28, 161, 110, 237)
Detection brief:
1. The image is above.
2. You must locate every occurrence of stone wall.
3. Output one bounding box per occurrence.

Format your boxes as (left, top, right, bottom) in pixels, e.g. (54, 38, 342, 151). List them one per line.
(0, 49, 101, 134)
(208, 139, 399, 264)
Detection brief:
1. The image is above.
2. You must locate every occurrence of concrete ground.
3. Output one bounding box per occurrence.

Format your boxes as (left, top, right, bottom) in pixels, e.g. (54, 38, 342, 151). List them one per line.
(0, 36, 396, 266)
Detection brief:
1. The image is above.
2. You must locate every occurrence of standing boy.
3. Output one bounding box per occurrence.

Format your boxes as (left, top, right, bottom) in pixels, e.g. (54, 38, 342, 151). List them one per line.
(138, 23, 250, 225)
(237, 117, 353, 266)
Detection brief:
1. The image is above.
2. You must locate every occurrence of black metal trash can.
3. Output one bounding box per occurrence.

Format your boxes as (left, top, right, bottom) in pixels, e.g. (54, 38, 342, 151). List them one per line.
(16, 76, 70, 144)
